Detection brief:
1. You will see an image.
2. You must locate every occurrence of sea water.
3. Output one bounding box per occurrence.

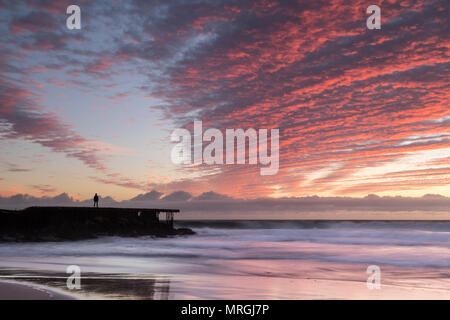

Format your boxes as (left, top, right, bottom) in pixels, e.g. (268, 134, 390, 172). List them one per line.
(0, 220, 449, 299)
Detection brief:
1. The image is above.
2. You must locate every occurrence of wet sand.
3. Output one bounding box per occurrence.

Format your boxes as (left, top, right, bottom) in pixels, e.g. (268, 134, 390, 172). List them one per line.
(0, 280, 76, 300)
(0, 269, 170, 300)
(0, 262, 449, 300)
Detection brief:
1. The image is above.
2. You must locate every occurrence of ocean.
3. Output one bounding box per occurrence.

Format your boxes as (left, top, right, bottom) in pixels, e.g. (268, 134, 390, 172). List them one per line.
(0, 220, 449, 299)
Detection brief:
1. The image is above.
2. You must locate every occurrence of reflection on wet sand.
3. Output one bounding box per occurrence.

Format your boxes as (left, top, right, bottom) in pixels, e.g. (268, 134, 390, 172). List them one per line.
(0, 268, 170, 300)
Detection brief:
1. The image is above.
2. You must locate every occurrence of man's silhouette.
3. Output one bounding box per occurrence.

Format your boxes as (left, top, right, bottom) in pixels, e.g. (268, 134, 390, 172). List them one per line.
(93, 193, 99, 208)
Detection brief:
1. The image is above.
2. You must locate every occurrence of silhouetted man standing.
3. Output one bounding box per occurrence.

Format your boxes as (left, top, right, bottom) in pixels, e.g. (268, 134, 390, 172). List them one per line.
(93, 193, 99, 208)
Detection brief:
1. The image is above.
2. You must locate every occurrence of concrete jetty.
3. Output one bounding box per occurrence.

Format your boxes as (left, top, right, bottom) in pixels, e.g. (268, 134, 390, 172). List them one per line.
(0, 206, 194, 242)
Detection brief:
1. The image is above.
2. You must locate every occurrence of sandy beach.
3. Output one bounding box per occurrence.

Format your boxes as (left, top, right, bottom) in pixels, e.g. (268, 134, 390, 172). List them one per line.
(0, 280, 76, 300)
(0, 265, 449, 300)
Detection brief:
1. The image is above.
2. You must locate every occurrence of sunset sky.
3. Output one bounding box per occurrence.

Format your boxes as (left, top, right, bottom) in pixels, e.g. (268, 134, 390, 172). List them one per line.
(0, 0, 449, 201)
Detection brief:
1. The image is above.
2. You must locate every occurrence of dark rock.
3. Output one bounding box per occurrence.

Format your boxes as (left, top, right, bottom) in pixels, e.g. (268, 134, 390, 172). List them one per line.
(0, 206, 195, 242)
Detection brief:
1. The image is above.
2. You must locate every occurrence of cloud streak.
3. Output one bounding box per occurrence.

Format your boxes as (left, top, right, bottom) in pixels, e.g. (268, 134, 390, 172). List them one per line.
(0, 79, 107, 170)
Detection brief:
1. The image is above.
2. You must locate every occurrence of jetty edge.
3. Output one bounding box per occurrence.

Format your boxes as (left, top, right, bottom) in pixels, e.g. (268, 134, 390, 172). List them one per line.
(0, 206, 195, 242)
